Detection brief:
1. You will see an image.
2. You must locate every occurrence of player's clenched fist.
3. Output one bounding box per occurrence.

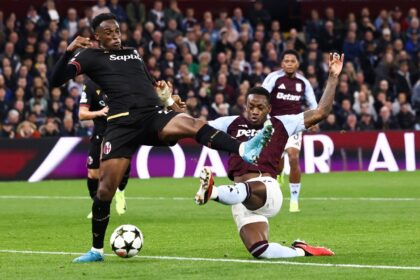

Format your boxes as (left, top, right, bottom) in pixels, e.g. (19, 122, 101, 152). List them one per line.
(67, 36, 93, 52)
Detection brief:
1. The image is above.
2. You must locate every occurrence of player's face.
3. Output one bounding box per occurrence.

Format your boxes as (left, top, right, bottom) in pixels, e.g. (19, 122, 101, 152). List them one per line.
(281, 54, 299, 75)
(96, 20, 121, 50)
(246, 94, 271, 125)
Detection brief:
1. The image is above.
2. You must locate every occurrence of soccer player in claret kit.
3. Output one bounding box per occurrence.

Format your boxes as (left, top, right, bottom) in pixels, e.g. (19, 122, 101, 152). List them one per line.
(50, 13, 272, 263)
(262, 49, 318, 212)
(78, 79, 130, 218)
(195, 53, 344, 258)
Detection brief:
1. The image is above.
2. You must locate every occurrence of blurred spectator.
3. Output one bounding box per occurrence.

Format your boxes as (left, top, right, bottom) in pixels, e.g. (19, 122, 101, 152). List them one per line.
(343, 113, 360, 131)
(319, 113, 340, 131)
(126, 0, 146, 29)
(108, 0, 128, 23)
(210, 92, 230, 118)
(359, 113, 376, 130)
(164, 0, 183, 27)
(62, 8, 79, 39)
(0, 121, 15, 138)
(320, 21, 341, 52)
(15, 120, 40, 139)
(397, 102, 416, 129)
(40, 117, 60, 137)
(376, 106, 400, 130)
(148, 0, 165, 30)
(61, 115, 76, 136)
(248, 0, 271, 28)
(91, 0, 111, 19)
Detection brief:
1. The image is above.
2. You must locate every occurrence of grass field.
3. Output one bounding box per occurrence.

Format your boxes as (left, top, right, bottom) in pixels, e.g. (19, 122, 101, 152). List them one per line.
(0, 171, 419, 279)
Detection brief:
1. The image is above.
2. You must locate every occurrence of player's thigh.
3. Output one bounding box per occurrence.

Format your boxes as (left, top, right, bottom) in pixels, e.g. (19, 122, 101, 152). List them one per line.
(250, 177, 283, 218)
(243, 181, 267, 210)
(101, 123, 141, 161)
(159, 113, 206, 141)
(239, 222, 269, 250)
(232, 203, 268, 233)
(98, 158, 130, 200)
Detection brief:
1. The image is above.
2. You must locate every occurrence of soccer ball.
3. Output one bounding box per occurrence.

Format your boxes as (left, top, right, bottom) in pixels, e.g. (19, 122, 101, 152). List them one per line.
(110, 224, 144, 258)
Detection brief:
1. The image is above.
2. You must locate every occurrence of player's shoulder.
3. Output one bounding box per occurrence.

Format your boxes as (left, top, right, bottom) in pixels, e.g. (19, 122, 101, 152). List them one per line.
(295, 72, 310, 84)
(266, 69, 285, 80)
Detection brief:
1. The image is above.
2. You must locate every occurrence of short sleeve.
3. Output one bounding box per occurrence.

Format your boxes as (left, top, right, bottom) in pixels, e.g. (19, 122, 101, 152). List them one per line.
(69, 49, 91, 75)
(79, 81, 95, 107)
(208, 116, 238, 132)
(274, 113, 306, 136)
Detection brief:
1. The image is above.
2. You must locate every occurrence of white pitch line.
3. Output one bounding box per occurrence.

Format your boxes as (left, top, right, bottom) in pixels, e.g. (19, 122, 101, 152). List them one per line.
(0, 195, 419, 202)
(0, 249, 419, 271)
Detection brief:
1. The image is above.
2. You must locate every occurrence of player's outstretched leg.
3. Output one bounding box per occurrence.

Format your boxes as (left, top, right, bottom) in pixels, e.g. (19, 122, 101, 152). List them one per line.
(115, 164, 130, 215)
(161, 114, 273, 165)
(195, 167, 251, 205)
(291, 240, 334, 256)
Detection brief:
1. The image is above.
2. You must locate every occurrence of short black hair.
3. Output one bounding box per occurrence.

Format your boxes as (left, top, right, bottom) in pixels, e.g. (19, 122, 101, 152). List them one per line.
(281, 49, 300, 62)
(92, 13, 117, 31)
(246, 86, 270, 102)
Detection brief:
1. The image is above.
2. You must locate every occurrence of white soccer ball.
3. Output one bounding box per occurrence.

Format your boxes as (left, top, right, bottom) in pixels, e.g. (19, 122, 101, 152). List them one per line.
(110, 224, 144, 258)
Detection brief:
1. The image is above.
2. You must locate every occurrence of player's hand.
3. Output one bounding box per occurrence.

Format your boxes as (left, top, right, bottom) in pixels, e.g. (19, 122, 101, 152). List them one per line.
(169, 95, 187, 113)
(328, 53, 344, 78)
(155, 80, 173, 106)
(67, 36, 93, 52)
(97, 106, 109, 117)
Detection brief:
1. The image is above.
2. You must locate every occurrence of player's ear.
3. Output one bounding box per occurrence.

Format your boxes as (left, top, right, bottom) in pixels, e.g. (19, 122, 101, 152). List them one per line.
(94, 31, 100, 41)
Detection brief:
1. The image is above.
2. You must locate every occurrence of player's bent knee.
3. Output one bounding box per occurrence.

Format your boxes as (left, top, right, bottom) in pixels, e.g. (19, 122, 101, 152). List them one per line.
(248, 240, 269, 258)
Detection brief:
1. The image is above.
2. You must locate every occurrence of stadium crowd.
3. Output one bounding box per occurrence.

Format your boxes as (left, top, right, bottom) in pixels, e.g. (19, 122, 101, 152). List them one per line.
(0, 0, 419, 139)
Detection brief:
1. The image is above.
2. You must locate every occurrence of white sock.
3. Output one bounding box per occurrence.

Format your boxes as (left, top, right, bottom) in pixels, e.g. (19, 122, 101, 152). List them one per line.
(214, 183, 249, 205)
(116, 188, 123, 193)
(289, 183, 301, 202)
(91, 247, 104, 255)
(259, 243, 303, 258)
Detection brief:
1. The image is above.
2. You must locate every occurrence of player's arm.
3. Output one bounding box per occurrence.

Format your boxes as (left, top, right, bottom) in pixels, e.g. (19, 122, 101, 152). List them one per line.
(303, 53, 343, 128)
(50, 36, 93, 87)
(78, 82, 108, 120)
(79, 106, 109, 121)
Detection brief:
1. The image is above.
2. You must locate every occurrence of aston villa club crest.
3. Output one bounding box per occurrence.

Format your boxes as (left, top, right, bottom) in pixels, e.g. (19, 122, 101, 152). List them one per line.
(296, 83, 302, 92)
(103, 142, 112, 155)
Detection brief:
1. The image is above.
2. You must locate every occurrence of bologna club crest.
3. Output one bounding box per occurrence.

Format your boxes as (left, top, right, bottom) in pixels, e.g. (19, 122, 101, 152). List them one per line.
(104, 142, 112, 155)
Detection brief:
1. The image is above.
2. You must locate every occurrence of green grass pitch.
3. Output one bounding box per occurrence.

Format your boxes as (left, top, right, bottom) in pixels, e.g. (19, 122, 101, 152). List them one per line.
(0, 171, 419, 279)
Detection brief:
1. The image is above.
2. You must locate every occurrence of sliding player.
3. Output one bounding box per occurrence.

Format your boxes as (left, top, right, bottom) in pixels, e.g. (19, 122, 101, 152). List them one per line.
(195, 53, 343, 258)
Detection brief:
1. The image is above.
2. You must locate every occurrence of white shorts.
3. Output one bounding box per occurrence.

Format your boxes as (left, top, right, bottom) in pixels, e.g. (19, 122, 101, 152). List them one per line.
(284, 131, 302, 151)
(231, 176, 283, 231)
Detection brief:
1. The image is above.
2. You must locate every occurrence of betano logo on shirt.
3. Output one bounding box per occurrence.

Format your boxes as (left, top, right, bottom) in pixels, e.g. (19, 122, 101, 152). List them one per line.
(276, 92, 301, 101)
(109, 53, 142, 62)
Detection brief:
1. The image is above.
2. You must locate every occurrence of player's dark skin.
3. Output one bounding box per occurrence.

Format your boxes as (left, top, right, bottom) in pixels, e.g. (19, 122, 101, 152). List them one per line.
(68, 19, 208, 202)
(232, 54, 344, 251)
(278, 54, 302, 184)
